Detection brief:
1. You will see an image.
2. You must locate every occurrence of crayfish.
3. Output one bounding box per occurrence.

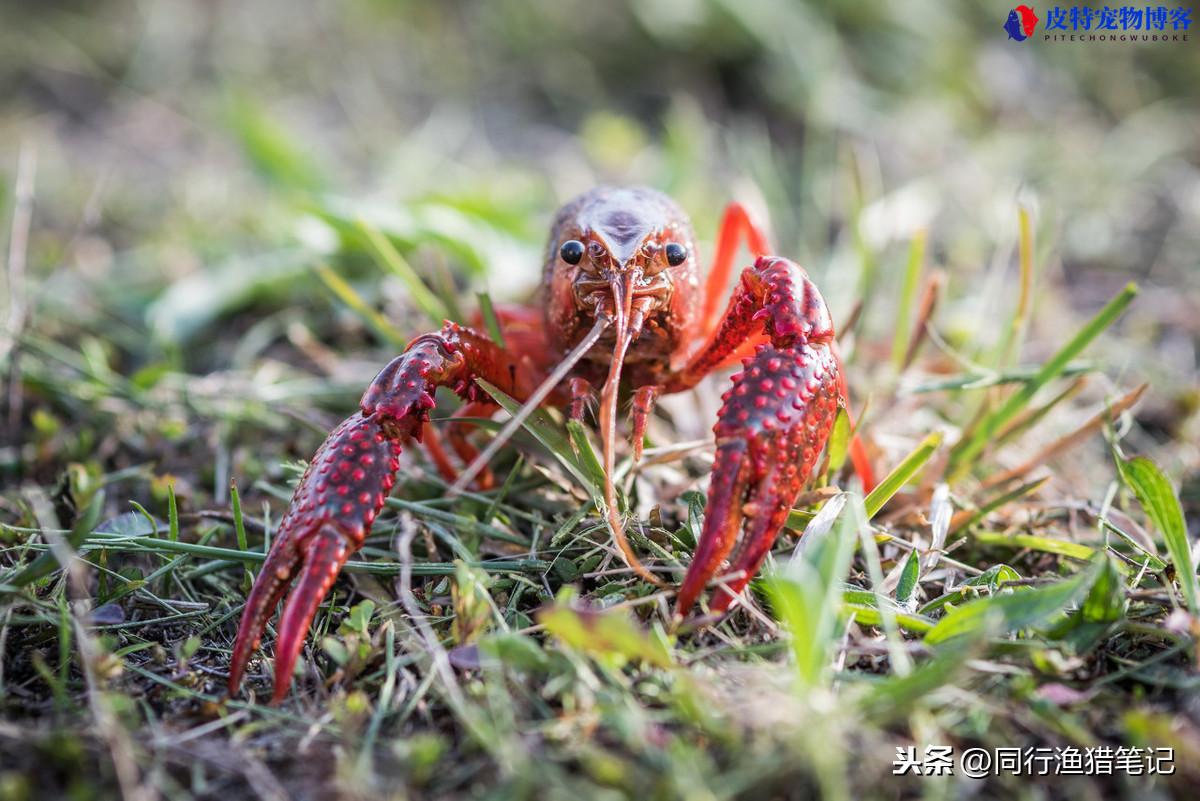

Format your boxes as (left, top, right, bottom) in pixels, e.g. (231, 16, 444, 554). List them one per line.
(228, 186, 872, 702)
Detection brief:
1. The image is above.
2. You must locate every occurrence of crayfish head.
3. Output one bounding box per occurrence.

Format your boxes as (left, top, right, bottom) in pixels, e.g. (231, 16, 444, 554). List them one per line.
(541, 187, 698, 591)
(544, 186, 700, 367)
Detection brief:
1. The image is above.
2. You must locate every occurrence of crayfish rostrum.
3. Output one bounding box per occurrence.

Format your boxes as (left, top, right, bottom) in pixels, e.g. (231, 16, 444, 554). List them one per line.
(228, 186, 872, 702)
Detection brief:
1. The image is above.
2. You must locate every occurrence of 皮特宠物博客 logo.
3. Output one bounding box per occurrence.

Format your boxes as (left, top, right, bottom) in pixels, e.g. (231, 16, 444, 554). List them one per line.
(1005, 5, 1191, 42)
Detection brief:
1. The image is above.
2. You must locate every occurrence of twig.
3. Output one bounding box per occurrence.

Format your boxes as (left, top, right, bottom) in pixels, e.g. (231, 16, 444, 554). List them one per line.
(901, 269, 944, 370)
(981, 383, 1147, 490)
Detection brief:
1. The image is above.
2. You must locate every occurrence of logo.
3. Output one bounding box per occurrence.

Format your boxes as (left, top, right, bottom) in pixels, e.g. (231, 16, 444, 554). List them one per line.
(1006, 5, 1192, 43)
(1004, 5, 1040, 40)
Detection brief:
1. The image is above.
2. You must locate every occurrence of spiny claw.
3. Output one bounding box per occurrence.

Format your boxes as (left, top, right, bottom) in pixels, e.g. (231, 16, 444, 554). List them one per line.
(228, 412, 402, 702)
(267, 526, 353, 704)
(228, 323, 531, 702)
(675, 341, 841, 618)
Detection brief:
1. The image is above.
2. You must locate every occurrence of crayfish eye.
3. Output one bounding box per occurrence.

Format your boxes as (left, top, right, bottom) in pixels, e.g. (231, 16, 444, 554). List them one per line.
(559, 240, 585, 265)
(664, 242, 688, 267)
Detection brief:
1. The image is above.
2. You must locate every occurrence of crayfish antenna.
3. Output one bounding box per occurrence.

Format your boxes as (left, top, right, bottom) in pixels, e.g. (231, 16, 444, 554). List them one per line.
(448, 317, 609, 497)
(598, 276, 665, 588)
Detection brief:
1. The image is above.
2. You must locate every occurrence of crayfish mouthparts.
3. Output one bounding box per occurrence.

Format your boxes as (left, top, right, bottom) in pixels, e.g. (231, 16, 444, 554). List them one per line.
(226, 186, 872, 703)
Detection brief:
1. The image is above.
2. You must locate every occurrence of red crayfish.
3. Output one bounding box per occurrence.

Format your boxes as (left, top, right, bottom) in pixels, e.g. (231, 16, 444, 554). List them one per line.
(228, 186, 872, 702)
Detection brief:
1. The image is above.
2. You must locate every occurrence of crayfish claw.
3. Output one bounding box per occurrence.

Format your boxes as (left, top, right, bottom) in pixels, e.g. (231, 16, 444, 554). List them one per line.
(268, 527, 353, 704)
(228, 323, 533, 703)
(227, 533, 301, 697)
(228, 412, 401, 701)
(675, 341, 841, 618)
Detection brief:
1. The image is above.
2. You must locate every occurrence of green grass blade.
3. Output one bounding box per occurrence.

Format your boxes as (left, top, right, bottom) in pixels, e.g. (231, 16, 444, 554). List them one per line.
(385, 498, 528, 546)
(1080, 555, 1127, 624)
(841, 590, 936, 635)
(996, 204, 1034, 369)
(993, 377, 1087, 447)
(229, 480, 254, 592)
(476, 290, 507, 350)
(767, 494, 866, 690)
(856, 510, 914, 674)
(842, 604, 935, 635)
(360, 222, 452, 326)
(476, 378, 605, 494)
(225, 93, 323, 192)
(890, 229, 925, 372)
(949, 283, 1138, 478)
(315, 263, 406, 348)
(924, 556, 1103, 645)
(74, 532, 546, 576)
(863, 431, 942, 519)
(1116, 455, 1196, 613)
(826, 407, 851, 476)
(971, 531, 1096, 561)
(952, 476, 1049, 534)
(895, 549, 920, 606)
(906, 362, 1093, 394)
(566, 421, 607, 493)
(167, 483, 179, 543)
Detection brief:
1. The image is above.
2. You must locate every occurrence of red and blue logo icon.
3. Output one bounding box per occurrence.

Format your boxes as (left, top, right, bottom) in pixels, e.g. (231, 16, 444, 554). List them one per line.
(1004, 5, 1041, 40)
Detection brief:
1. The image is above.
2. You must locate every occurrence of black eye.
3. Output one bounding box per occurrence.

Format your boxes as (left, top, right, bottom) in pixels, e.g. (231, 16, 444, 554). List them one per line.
(559, 240, 584, 265)
(664, 242, 688, 266)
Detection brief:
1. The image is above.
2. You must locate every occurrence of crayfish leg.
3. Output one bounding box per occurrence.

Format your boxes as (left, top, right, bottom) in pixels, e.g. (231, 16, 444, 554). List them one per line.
(698, 201, 771, 332)
(629, 384, 660, 463)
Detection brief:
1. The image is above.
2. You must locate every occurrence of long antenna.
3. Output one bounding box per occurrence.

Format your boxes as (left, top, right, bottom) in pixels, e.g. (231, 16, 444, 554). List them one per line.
(448, 316, 610, 496)
(597, 276, 664, 587)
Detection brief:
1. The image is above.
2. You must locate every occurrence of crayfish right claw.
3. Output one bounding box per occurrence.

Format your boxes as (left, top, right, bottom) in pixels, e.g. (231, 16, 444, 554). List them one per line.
(228, 322, 535, 703)
(227, 412, 401, 702)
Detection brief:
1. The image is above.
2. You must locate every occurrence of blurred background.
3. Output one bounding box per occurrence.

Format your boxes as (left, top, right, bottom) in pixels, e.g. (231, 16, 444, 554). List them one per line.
(2, 0, 1197, 458)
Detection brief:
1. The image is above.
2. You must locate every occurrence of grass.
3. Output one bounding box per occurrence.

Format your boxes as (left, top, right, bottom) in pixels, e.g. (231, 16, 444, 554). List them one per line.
(2, 3, 1199, 799)
(3, 189, 1195, 798)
